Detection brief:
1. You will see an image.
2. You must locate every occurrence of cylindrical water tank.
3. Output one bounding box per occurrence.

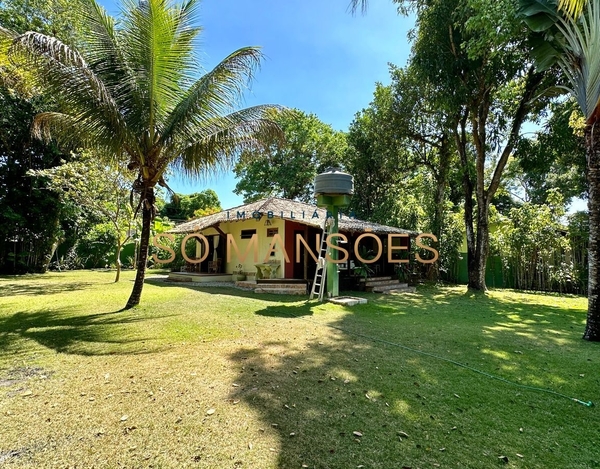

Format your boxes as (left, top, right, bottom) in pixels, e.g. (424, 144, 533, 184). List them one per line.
(314, 167, 354, 196)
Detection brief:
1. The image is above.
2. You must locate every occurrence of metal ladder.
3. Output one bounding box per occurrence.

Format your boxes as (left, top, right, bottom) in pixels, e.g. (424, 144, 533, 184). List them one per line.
(309, 217, 332, 301)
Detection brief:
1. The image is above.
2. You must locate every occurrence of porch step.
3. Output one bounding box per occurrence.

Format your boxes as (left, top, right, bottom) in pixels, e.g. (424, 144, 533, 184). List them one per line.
(373, 284, 416, 294)
(255, 287, 307, 295)
(371, 282, 408, 293)
(360, 276, 392, 284)
(365, 279, 404, 290)
(239, 281, 308, 295)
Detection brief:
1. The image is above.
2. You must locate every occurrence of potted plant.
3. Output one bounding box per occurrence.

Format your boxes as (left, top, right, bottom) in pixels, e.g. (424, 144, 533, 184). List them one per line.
(232, 264, 246, 281)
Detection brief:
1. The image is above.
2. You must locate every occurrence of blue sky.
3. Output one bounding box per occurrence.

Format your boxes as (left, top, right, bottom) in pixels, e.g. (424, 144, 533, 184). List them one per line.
(98, 0, 414, 208)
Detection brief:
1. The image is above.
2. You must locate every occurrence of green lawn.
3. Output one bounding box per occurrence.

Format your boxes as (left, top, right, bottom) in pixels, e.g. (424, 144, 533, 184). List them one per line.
(0, 270, 598, 468)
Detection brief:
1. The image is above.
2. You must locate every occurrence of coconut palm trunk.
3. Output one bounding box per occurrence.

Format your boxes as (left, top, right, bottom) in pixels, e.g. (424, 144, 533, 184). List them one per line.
(126, 186, 155, 308)
(584, 124, 600, 340)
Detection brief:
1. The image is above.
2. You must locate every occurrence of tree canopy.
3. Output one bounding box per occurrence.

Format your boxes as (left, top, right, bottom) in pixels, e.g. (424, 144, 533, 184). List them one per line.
(233, 109, 347, 203)
(160, 190, 221, 220)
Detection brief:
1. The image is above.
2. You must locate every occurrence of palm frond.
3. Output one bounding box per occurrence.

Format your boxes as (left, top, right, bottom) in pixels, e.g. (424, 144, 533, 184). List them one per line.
(159, 46, 266, 147)
(554, 0, 600, 122)
(168, 105, 285, 180)
(0, 26, 16, 40)
(78, 0, 141, 119)
(347, 0, 369, 14)
(119, 0, 202, 137)
(521, 0, 600, 123)
(31, 112, 123, 158)
(10, 30, 138, 154)
(558, 0, 585, 18)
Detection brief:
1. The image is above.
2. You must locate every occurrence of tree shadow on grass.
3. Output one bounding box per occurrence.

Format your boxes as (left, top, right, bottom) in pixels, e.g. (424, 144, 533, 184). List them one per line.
(0, 280, 97, 298)
(224, 291, 598, 469)
(146, 278, 307, 305)
(0, 307, 173, 356)
(255, 302, 315, 318)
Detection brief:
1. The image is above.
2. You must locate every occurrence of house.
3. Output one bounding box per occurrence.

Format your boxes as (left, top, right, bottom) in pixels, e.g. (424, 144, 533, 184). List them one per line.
(167, 197, 419, 289)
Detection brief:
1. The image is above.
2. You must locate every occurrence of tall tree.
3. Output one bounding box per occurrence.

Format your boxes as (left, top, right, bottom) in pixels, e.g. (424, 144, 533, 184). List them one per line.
(2, 0, 282, 308)
(160, 189, 221, 220)
(0, 87, 66, 273)
(388, 64, 457, 248)
(346, 85, 415, 227)
(29, 151, 137, 282)
(347, 73, 461, 280)
(233, 109, 347, 203)
(509, 99, 587, 206)
(519, 0, 600, 340)
(413, 0, 555, 291)
(0, 0, 85, 274)
(351, 0, 555, 291)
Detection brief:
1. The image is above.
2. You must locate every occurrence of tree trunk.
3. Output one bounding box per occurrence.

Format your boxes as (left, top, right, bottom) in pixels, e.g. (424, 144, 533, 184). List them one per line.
(429, 136, 451, 281)
(583, 125, 600, 341)
(125, 188, 154, 309)
(114, 239, 123, 283)
(466, 201, 489, 291)
(463, 189, 488, 291)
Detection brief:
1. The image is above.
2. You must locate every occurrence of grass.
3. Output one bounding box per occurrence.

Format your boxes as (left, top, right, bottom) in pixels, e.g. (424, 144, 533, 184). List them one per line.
(0, 270, 598, 468)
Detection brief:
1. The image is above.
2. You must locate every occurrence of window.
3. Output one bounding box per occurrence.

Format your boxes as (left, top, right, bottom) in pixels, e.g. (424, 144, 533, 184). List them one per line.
(266, 228, 278, 237)
(241, 229, 256, 239)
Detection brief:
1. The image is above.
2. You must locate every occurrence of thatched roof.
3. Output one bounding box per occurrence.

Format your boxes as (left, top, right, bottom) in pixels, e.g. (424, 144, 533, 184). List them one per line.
(168, 197, 418, 236)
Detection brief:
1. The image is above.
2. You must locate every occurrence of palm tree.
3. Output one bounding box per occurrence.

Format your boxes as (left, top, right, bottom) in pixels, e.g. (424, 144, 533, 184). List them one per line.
(520, 0, 600, 341)
(2, 0, 282, 308)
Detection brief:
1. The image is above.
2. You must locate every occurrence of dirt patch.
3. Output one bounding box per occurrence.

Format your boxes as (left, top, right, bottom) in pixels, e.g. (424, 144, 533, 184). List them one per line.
(0, 366, 52, 388)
